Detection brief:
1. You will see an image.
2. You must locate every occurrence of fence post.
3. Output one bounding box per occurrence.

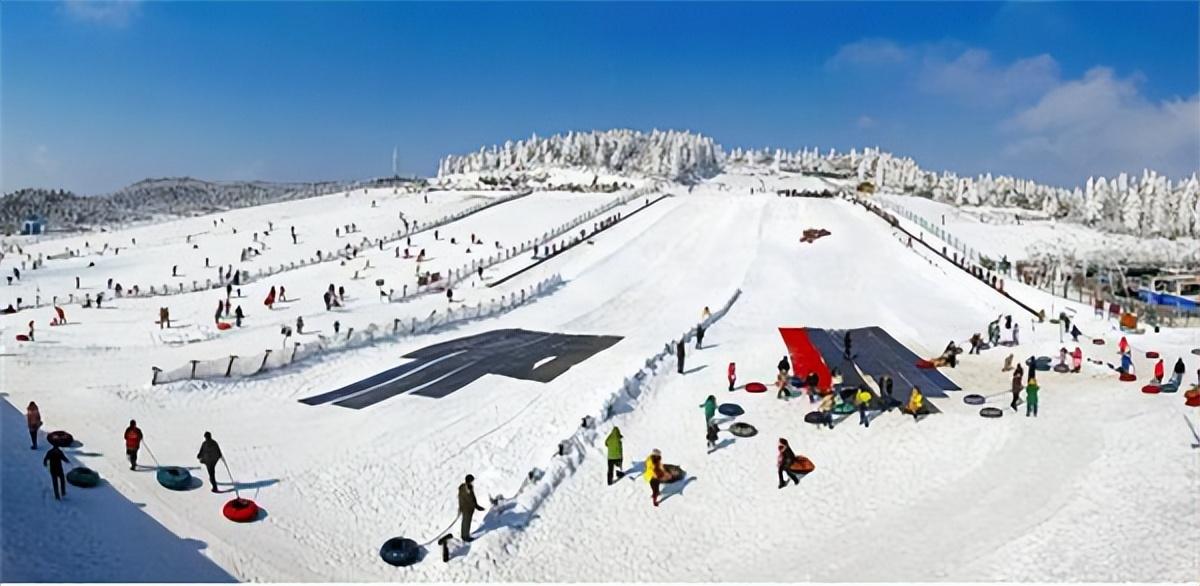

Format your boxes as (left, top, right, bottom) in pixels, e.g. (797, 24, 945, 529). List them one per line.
(259, 349, 272, 373)
(151, 367, 162, 385)
(225, 356, 237, 377)
(189, 360, 200, 380)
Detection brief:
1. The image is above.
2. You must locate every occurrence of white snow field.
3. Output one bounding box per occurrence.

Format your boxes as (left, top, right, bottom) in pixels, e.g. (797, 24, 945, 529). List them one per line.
(2, 173, 1198, 582)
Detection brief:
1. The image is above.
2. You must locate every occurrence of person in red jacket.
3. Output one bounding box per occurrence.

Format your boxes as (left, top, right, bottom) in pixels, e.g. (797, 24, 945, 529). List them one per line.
(1153, 359, 1164, 383)
(26, 402, 42, 450)
(727, 362, 736, 391)
(124, 420, 143, 470)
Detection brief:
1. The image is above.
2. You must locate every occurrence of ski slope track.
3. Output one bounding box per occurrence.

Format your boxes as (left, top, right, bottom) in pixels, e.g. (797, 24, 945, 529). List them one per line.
(2, 174, 1197, 582)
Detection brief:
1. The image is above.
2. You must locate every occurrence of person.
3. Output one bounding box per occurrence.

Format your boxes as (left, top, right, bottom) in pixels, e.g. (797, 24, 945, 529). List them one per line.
(1025, 356, 1037, 383)
(843, 331, 853, 359)
(676, 340, 686, 374)
(43, 444, 70, 501)
(1153, 359, 1165, 383)
(1171, 357, 1186, 387)
(1011, 366, 1024, 410)
(196, 432, 223, 493)
(1071, 347, 1083, 373)
(706, 421, 719, 452)
(777, 438, 800, 488)
(234, 306, 244, 327)
(214, 301, 223, 325)
(1012, 322, 1020, 345)
(644, 449, 665, 507)
(26, 401, 41, 449)
(816, 392, 836, 429)
(1120, 352, 1134, 375)
(695, 324, 705, 349)
(727, 362, 736, 391)
(1026, 378, 1040, 417)
(124, 420, 143, 470)
(855, 386, 872, 427)
(457, 474, 485, 541)
(1070, 324, 1082, 342)
(968, 333, 983, 355)
(446, 287, 454, 303)
(879, 374, 895, 410)
(777, 355, 790, 376)
(700, 395, 717, 423)
(296, 316, 305, 335)
(776, 369, 790, 399)
(1118, 336, 1130, 355)
(807, 371, 820, 403)
(701, 306, 711, 320)
(907, 387, 924, 421)
(605, 427, 624, 485)
(988, 320, 1000, 346)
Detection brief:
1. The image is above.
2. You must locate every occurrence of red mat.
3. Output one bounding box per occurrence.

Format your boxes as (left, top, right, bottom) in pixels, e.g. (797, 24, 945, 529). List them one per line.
(778, 328, 832, 392)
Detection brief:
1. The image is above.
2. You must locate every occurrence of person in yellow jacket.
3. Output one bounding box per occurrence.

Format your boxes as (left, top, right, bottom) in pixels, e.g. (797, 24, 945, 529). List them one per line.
(644, 449, 666, 507)
(855, 387, 873, 427)
(907, 387, 924, 422)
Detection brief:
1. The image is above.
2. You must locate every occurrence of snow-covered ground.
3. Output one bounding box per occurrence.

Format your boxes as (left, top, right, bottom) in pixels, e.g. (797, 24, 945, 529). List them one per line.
(2, 172, 1197, 582)
(877, 192, 1200, 266)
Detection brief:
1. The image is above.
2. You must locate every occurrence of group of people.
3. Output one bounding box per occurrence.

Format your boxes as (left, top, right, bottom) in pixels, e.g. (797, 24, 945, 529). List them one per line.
(22, 402, 228, 501)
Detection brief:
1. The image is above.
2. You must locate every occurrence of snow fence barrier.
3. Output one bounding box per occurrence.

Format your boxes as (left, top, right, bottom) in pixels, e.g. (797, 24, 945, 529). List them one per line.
(151, 274, 564, 385)
(474, 287, 742, 542)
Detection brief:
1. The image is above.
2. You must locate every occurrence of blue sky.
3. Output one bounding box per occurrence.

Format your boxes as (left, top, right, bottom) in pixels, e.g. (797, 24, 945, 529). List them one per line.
(3, 1, 1197, 194)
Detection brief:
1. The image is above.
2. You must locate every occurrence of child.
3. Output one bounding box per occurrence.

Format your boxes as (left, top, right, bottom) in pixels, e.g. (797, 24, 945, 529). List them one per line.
(706, 421, 719, 452)
(727, 362, 736, 391)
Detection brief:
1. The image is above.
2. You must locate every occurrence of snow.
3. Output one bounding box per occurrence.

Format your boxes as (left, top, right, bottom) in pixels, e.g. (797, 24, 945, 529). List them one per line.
(3, 172, 1198, 582)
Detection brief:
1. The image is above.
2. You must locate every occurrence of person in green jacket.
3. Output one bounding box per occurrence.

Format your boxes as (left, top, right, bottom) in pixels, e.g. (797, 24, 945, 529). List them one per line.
(700, 395, 717, 423)
(605, 427, 624, 485)
(1025, 378, 1040, 417)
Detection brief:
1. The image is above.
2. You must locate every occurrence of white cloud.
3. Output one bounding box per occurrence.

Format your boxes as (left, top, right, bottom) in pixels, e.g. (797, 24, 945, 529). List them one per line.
(1002, 67, 1200, 180)
(60, 1, 141, 27)
(825, 39, 911, 70)
(856, 115, 877, 129)
(916, 49, 1060, 107)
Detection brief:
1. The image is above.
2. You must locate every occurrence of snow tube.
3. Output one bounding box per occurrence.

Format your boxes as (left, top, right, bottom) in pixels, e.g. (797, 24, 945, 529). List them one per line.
(1160, 383, 1178, 393)
(1119, 372, 1137, 382)
(156, 466, 193, 490)
(46, 431, 74, 448)
(662, 464, 686, 483)
(1145, 351, 1159, 359)
(789, 376, 805, 387)
(963, 394, 985, 405)
(717, 403, 744, 417)
(1141, 384, 1161, 394)
(788, 456, 815, 474)
(832, 402, 857, 415)
(216, 322, 232, 331)
(803, 411, 827, 425)
(979, 407, 1003, 418)
(222, 498, 259, 523)
(15, 334, 30, 342)
(729, 422, 758, 437)
(374, 278, 385, 287)
(1053, 364, 1070, 373)
(1191, 348, 1200, 356)
(915, 359, 934, 369)
(66, 467, 100, 488)
(1186, 391, 1200, 407)
(379, 537, 421, 567)
(744, 382, 767, 393)
(1093, 338, 1106, 345)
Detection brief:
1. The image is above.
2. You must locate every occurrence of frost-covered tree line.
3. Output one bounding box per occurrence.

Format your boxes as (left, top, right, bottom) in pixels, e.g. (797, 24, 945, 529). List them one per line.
(437, 129, 724, 182)
(730, 145, 1200, 239)
(0, 177, 367, 234)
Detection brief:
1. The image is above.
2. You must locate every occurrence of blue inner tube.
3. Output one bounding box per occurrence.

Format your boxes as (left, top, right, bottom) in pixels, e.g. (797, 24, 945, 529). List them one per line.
(717, 403, 744, 416)
(380, 537, 421, 567)
(963, 394, 985, 405)
(66, 467, 100, 488)
(156, 466, 193, 490)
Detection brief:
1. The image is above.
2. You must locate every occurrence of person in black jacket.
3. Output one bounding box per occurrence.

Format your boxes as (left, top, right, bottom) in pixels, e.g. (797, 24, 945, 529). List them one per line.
(777, 355, 790, 376)
(43, 445, 70, 500)
(196, 432, 223, 493)
(777, 438, 800, 489)
(843, 331, 853, 359)
(676, 340, 686, 374)
(457, 474, 485, 542)
(695, 324, 705, 350)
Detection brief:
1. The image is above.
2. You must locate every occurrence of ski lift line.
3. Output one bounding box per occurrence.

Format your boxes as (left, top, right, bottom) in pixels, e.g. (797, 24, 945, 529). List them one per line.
(487, 193, 672, 288)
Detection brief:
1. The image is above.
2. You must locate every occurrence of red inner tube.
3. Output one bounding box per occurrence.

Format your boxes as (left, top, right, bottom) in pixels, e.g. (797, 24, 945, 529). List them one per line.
(1119, 372, 1137, 382)
(744, 382, 767, 393)
(1141, 385, 1161, 394)
(222, 498, 259, 523)
(1145, 351, 1159, 359)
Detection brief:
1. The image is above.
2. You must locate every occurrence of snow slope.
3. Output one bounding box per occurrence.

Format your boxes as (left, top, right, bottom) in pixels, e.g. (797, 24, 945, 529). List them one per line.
(2, 173, 1197, 582)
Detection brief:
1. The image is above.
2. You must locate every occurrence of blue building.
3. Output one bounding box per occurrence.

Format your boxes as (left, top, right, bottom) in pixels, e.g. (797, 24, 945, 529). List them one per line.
(21, 215, 46, 235)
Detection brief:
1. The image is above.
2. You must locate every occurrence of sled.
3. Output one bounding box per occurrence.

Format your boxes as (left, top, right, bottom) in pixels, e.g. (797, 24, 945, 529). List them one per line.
(979, 407, 1003, 418)
(787, 456, 815, 475)
(1141, 384, 1161, 394)
(47, 430, 74, 448)
(380, 537, 421, 567)
(1118, 372, 1137, 382)
(963, 394, 985, 405)
(803, 411, 828, 425)
(832, 401, 857, 415)
(1185, 390, 1200, 407)
(222, 498, 260, 523)
(1160, 383, 1179, 393)
(729, 422, 758, 437)
(1092, 338, 1106, 345)
(156, 467, 193, 491)
(1145, 351, 1160, 359)
(1053, 364, 1070, 373)
(661, 464, 686, 483)
(66, 467, 101, 488)
(1191, 348, 1200, 356)
(15, 334, 30, 342)
(717, 403, 744, 417)
(216, 322, 232, 331)
(744, 382, 767, 393)
(915, 359, 934, 369)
